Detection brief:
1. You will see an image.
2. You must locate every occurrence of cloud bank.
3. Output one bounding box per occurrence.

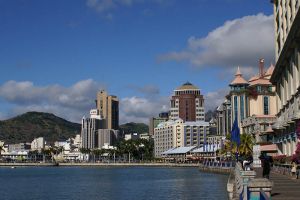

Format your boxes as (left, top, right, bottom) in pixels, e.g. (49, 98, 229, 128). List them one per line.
(120, 96, 169, 124)
(0, 80, 170, 124)
(159, 13, 275, 68)
(204, 89, 229, 112)
(0, 80, 104, 122)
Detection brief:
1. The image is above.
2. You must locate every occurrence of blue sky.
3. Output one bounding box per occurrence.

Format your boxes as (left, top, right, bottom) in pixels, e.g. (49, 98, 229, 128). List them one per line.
(0, 0, 274, 123)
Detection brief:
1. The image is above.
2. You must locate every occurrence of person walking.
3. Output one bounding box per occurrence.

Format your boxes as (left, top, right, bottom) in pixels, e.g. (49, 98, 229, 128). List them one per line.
(291, 162, 297, 179)
(260, 153, 273, 179)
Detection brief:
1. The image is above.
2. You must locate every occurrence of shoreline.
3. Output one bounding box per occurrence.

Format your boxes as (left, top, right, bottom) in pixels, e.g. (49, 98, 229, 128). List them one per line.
(0, 162, 200, 168)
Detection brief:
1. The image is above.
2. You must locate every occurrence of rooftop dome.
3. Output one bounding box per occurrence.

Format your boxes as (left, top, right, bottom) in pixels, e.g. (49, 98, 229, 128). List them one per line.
(176, 82, 199, 90)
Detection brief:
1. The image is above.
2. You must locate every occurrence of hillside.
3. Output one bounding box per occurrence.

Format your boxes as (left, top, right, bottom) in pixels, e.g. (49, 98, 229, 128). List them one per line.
(119, 122, 149, 134)
(0, 112, 81, 144)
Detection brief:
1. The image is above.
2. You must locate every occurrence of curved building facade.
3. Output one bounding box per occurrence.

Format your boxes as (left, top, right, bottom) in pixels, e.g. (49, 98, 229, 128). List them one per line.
(170, 82, 205, 122)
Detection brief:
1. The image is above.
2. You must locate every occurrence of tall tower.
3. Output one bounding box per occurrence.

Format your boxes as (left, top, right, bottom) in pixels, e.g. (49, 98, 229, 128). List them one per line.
(170, 82, 205, 122)
(81, 109, 103, 149)
(229, 67, 249, 133)
(96, 90, 119, 130)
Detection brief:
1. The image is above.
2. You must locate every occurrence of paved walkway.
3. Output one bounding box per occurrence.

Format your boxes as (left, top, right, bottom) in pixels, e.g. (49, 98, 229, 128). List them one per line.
(255, 168, 300, 200)
(270, 172, 300, 200)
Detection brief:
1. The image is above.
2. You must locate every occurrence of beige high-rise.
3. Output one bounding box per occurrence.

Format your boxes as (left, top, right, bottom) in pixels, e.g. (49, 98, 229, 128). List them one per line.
(96, 90, 119, 130)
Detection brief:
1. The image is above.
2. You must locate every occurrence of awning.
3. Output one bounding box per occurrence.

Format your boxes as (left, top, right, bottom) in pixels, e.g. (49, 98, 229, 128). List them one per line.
(260, 144, 278, 152)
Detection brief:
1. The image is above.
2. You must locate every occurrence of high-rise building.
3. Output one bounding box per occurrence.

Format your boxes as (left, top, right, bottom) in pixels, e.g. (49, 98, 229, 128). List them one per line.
(170, 82, 205, 122)
(149, 112, 169, 136)
(81, 109, 118, 149)
(154, 119, 209, 158)
(216, 98, 231, 136)
(269, 0, 300, 156)
(96, 90, 119, 130)
(81, 109, 103, 149)
(98, 129, 119, 149)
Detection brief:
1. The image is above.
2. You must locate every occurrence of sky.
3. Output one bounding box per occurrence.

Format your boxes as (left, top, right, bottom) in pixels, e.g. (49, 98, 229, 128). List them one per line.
(0, 0, 275, 124)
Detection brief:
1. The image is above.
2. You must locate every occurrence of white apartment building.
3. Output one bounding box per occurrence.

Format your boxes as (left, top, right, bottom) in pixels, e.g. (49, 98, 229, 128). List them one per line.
(270, 0, 300, 156)
(154, 119, 209, 158)
(31, 137, 45, 151)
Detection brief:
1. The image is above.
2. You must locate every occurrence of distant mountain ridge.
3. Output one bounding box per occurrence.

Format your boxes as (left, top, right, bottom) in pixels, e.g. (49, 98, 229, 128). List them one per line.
(0, 112, 81, 144)
(119, 122, 149, 134)
(0, 112, 150, 144)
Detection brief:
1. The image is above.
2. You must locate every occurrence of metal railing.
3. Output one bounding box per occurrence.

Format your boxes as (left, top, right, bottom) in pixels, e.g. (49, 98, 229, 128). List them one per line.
(202, 161, 235, 168)
(272, 163, 299, 179)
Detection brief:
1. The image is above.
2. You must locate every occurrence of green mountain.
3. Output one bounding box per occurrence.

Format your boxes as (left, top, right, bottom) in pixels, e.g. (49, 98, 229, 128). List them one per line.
(119, 122, 149, 134)
(0, 112, 81, 144)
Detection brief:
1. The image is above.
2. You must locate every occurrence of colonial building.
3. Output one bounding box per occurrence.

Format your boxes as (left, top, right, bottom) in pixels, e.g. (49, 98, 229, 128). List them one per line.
(241, 59, 277, 143)
(270, 0, 300, 156)
(217, 59, 277, 140)
(170, 82, 205, 122)
(229, 67, 249, 133)
(154, 119, 209, 158)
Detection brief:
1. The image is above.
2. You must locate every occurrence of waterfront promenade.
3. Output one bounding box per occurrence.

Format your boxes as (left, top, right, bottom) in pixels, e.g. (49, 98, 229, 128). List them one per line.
(270, 172, 300, 200)
(254, 167, 300, 200)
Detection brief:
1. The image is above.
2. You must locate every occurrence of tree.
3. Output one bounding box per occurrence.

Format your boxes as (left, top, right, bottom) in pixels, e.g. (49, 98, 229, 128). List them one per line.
(239, 134, 254, 157)
(219, 133, 254, 158)
(79, 148, 91, 154)
(0, 145, 4, 158)
(92, 149, 106, 162)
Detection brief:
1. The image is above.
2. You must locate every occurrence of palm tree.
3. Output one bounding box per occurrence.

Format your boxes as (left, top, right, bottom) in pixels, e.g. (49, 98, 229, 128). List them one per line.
(219, 133, 254, 159)
(79, 148, 91, 154)
(92, 149, 105, 162)
(238, 134, 254, 157)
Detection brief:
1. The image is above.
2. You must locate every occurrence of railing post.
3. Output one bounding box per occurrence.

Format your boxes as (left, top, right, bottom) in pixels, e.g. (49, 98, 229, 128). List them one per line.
(235, 163, 256, 200)
(247, 178, 273, 200)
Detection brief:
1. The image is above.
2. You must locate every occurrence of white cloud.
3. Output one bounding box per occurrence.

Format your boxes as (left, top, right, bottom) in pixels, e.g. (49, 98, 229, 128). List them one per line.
(120, 96, 169, 124)
(0, 80, 170, 125)
(204, 89, 229, 112)
(0, 79, 105, 122)
(159, 13, 275, 69)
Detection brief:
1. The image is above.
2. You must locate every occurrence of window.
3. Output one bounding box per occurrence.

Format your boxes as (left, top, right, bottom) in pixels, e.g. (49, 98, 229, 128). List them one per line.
(240, 96, 244, 120)
(245, 96, 248, 117)
(264, 96, 269, 115)
(257, 86, 262, 93)
(234, 96, 238, 121)
(268, 86, 273, 92)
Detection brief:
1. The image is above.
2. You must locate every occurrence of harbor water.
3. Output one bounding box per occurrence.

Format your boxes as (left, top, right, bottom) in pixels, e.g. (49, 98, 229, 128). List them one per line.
(0, 166, 228, 200)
